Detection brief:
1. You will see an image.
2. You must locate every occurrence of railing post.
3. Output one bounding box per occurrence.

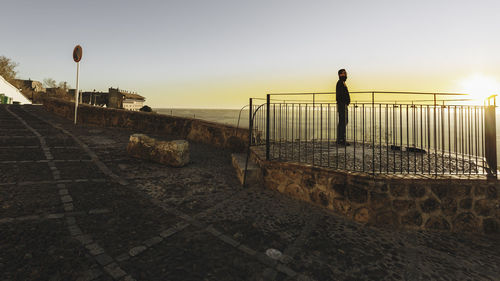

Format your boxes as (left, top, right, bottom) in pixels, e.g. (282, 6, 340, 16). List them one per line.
(248, 98, 253, 145)
(312, 93, 315, 165)
(266, 94, 271, 160)
(485, 96, 497, 178)
(372, 92, 375, 173)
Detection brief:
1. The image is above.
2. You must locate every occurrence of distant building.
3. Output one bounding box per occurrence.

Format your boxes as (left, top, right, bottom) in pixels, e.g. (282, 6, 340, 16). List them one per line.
(0, 75, 31, 104)
(108, 87, 145, 111)
(122, 92, 145, 111)
(14, 79, 45, 93)
(12, 79, 45, 102)
(81, 90, 108, 107)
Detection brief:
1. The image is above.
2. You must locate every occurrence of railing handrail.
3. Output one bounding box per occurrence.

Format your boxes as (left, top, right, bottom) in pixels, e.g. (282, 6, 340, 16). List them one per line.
(260, 100, 483, 105)
(268, 91, 470, 96)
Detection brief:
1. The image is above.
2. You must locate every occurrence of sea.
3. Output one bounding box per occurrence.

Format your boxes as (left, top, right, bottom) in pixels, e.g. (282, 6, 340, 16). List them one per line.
(155, 108, 250, 128)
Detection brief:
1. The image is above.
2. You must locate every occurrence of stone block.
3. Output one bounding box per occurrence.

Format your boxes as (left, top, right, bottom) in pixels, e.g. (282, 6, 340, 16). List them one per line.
(331, 182, 346, 197)
(425, 216, 451, 231)
(318, 191, 329, 207)
(474, 185, 487, 197)
(483, 218, 499, 234)
(455, 185, 471, 197)
(332, 198, 352, 216)
(347, 186, 368, 204)
(103, 263, 126, 279)
(440, 197, 458, 216)
(459, 198, 472, 210)
(393, 200, 415, 212)
(420, 197, 440, 213)
(370, 192, 391, 210)
(474, 199, 495, 217)
(486, 186, 498, 199)
(127, 134, 189, 167)
(95, 254, 113, 266)
(409, 184, 426, 198)
(354, 207, 371, 223)
(129, 245, 147, 257)
(453, 212, 479, 232)
(144, 236, 163, 247)
(431, 184, 452, 199)
(375, 211, 399, 227)
(401, 210, 422, 227)
(390, 184, 407, 198)
(237, 244, 257, 256)
(85, 243, 104, 256)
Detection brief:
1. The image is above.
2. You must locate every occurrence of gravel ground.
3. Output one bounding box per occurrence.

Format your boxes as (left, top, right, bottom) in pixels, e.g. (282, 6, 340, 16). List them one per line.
(0, 104, 499, 281)
(258, 141, 486, 175)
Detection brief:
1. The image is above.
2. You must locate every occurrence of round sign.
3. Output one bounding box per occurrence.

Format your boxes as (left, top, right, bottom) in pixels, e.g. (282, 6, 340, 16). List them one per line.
(73, 45, 83, 62)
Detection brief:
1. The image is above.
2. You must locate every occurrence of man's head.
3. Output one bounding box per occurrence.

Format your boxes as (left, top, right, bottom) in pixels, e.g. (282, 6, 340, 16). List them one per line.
(338, 69, 347, 81)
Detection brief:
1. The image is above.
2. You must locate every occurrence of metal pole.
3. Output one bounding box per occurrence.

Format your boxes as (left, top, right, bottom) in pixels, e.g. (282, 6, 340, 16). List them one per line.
(74, 61, 80, 124)
(372, 92, 375, 173)
(484, 99, 497, 177)
(249, 98, 253, 144)
(266, 94, 270, 160)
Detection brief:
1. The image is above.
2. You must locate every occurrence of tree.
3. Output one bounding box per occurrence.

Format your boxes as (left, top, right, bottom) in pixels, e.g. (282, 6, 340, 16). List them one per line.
(58, 81, 70, 91)
(0, 56, 18, 83)
(43, 78, 57, 88)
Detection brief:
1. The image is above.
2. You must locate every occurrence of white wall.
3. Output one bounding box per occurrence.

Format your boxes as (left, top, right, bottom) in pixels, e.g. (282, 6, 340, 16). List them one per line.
(123, 99, 144, 111)
(0, 75, 31, 104)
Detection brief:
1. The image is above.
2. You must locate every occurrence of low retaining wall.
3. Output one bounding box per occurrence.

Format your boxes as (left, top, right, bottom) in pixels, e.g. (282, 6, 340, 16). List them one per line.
(251, 149, 500, 235)
(42, 98, 248, 151)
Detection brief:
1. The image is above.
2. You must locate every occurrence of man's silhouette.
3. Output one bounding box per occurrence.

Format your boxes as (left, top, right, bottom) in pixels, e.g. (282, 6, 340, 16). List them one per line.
(336, 69, 350, 145)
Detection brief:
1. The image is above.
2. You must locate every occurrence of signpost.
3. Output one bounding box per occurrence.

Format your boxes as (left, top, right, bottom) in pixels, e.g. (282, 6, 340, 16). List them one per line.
(73, 45, 82, 124)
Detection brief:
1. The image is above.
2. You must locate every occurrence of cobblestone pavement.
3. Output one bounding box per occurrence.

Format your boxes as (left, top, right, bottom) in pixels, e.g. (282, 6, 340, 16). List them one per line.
(1, 104, 499, 281)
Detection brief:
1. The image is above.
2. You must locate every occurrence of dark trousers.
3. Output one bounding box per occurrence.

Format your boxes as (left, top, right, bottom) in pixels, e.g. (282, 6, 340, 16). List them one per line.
(337, 104, 348, 142)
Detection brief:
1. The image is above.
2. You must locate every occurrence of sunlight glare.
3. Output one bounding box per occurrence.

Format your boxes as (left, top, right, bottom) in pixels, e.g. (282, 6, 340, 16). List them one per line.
(459, 74, 500, 103)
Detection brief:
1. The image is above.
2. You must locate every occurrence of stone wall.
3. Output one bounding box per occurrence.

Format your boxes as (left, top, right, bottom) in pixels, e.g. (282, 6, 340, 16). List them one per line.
(251, 149, 500, 235)
(42, 98, 248, 152)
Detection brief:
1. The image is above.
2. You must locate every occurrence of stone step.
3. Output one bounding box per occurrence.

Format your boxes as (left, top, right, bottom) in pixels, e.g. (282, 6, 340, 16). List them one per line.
(231, 153, 262, 187)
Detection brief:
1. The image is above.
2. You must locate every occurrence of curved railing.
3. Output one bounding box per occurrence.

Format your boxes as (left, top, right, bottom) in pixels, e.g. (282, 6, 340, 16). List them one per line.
(248, 91, 498, 177)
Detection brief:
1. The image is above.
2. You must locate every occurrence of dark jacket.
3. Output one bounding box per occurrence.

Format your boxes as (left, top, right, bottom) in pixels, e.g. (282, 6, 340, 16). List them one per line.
(336, 79, 350, 105)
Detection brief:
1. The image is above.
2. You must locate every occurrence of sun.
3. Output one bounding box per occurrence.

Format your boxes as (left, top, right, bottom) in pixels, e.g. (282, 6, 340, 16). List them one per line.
(459, 74, 500, 103)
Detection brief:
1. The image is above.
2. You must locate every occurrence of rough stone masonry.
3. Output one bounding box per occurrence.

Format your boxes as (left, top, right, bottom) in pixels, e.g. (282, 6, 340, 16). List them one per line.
(127, 134, 189, 167)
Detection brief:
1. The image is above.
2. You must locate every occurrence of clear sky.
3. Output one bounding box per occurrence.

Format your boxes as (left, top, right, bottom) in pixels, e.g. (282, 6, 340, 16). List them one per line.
(1, 0, 499, 108)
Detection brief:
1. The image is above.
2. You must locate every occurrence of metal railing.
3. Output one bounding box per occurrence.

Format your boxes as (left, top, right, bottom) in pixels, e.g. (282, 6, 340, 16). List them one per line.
(249, 92, 498, 177)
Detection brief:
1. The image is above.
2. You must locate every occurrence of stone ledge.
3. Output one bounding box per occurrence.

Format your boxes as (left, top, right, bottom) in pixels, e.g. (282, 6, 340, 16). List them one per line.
(41, 98, 249, 152)
(231, 153, 262, 187)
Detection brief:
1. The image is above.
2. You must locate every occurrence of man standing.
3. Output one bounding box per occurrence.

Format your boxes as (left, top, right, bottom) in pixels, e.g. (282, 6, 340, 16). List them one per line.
(336, 69, 350, 145)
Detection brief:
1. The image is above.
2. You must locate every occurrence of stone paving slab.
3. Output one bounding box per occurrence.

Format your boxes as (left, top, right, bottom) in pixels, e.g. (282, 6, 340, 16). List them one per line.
(120, 226, 267, 281)
(44, 135, 78, 147)
(68, 181, 172, 214)
(0, 147, 46, 161)
(2, 104, 499, 281)
(0, 183, 64, 217)
(56, 161, 106, 180)
(0, 220, 98, 280)
(51, 147, 91, 160)
(0, 162, 53, 183)
(288, 217, 500, 281)
(198, 187, 316, 253)
(77, 204, 180, 258)
(0, 136, 40, 146)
